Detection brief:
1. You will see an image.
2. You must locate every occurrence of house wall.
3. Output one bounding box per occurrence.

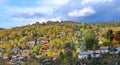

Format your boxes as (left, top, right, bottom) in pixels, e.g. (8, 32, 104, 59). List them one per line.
(78, 55, 89, 59)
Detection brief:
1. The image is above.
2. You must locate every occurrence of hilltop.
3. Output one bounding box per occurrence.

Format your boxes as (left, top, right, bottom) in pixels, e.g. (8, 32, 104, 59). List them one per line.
(0, 28, 5, 30)
(1, 21, 120, 46)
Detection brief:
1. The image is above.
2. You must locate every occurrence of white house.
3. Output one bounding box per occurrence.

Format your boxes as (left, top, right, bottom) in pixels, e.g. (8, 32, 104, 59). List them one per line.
(88, 50, 100, 58)
(27, 39, 49, 46)
(27, 40, 40, 46)
(78, 51, 90, 59)
(100, 46, 109, 53)
(78, 50, 100, 59)
(98, 40, 104, 45)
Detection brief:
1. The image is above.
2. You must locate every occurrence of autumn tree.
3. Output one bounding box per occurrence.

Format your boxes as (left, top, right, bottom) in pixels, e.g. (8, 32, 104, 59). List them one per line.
(112, 31, 120, 44)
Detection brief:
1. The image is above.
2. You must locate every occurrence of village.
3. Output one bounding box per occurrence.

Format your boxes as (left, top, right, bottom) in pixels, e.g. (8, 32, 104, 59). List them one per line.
(0, 35, 120, 65)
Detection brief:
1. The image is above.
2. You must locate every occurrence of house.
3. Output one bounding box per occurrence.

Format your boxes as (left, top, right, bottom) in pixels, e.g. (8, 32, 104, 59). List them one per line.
(87, 50, 100, 58)
(50, 56, 59, 60)
(3, 54, 8, 60)
(98, 40, 104, 45)
(27, 39, 49, 46)
(11, 48, 17, 54)
(39, 36, 45, 39)
(35, 55, 41, 59)
(41, 59, 55, 65)
(0, 48, 4, 52)
(58, 32, 62, 34)
(64, 48, 70, 51)
(96, 36, 100, 39)
(27, 40, 40, 46)
(78, 51, 90, 59)
(100, 46, 109, 53)
(27, 40, 36, 46)
(39, 39, 49, 44)
(21, 52, 30, 61)
(116, 47, 120, 53)
(78, 50, 101, 59)
(12, 54, 18, 59)
(41, 48, 47, 51)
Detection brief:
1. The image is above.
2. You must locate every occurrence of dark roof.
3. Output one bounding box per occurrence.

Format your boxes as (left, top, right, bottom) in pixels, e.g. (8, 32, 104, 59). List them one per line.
(100, 46, 109, 50)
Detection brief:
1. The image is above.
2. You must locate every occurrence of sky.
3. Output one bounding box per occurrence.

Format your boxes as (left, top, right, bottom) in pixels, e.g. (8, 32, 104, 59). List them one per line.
(0, 0, 120, 28)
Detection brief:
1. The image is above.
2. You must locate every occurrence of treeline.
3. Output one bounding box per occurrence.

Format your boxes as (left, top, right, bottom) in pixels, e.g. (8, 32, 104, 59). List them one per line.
(89, 21, 120, 28)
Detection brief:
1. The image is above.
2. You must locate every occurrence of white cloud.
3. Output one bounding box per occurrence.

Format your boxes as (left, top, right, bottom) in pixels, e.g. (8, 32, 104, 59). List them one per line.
(2, 0, 69, 25)
(68, 6, 96, 17)
(81, 0, 113, 5)
(11, 16, 63, 24)
(5, 6, 54, 15)
(37, 0, 70, 6)
(4, 0, 70, 19)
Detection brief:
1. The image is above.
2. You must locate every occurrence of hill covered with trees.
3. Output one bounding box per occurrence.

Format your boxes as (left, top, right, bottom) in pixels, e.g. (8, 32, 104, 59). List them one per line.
(0, 21, 120, 65)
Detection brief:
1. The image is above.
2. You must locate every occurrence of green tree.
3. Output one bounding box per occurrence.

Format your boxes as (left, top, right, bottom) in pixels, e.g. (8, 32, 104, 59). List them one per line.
(83, 30, 98, 50)
(33, 45, 40, 55)
(59, 51, 65, 61)
(105, 29, 114, 45)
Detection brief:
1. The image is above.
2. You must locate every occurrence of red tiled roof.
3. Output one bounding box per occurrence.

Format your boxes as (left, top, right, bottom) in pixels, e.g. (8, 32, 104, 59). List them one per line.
(39, 39, 48, 43)
(28, 40, 36, 42)
(51, 56, 59, 59)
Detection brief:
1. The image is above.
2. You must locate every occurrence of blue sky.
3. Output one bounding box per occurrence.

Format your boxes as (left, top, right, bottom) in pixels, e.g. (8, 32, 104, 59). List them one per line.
(0, 0, 120, 28)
